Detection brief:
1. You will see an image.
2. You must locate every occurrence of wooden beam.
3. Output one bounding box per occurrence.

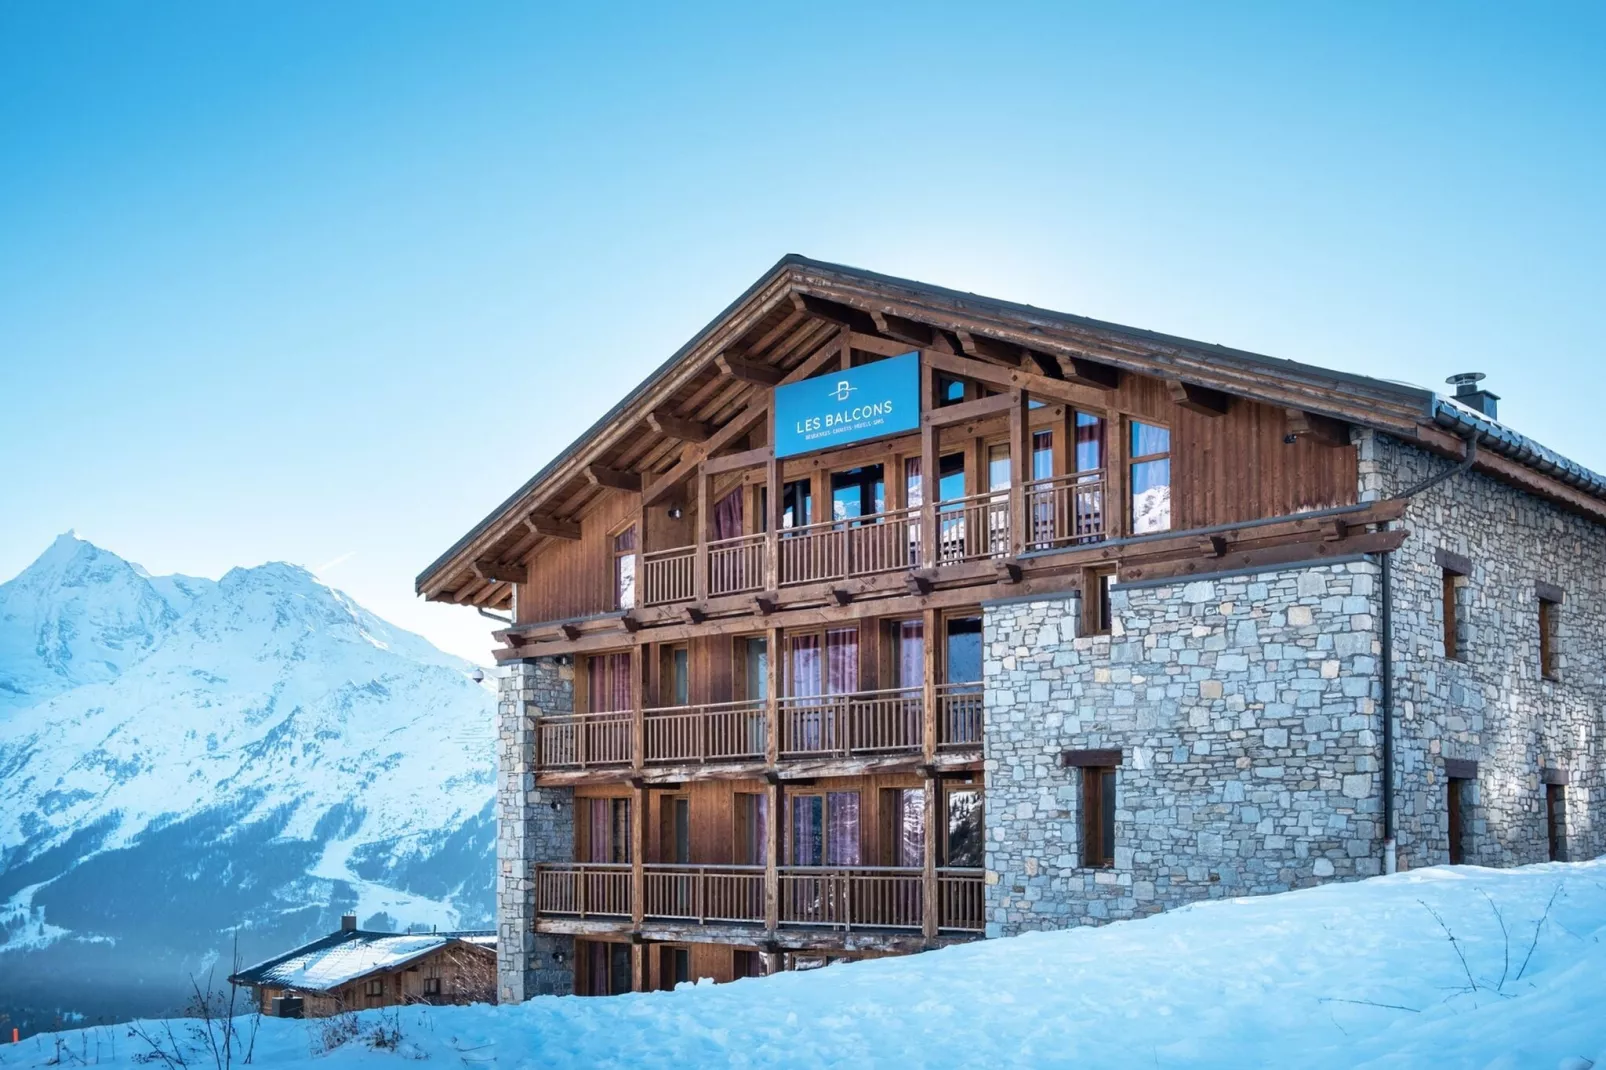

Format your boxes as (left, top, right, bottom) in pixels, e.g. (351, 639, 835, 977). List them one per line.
(1062, 355, 1121, 390)
(1168, 380, 1230, 416)
(525, 514, 581, 540)
(716, 352, 784, 386)
(922, 392, 1017, 428)
(923, 348, 1091, 409)
(1120, 527, 1409, 583)
(793, 293, 878, 334)
(702, 446, 771, 476)
(585, 464, 642, 492)
(956, 330, 1024, 366)
(1285, 409, 1352, 448)
(642, 402, 768, 505)
(647, 410, 713, 443)
(472, 558, 525, 585)
(870, 311, 935, 348)
(1024, 350, 1064, 379)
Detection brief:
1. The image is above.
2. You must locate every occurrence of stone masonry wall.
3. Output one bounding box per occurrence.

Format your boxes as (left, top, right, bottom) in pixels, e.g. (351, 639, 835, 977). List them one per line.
(1358, 431, 1606, 868)
(982, 561, 1384, 937)
(496, 658, 576, 1002)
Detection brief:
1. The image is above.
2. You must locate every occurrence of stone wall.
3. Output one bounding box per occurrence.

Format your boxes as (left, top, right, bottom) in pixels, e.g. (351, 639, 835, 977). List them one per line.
(982, 561, 1384, 937)
(496, 658, 577, 1001)
(1358, 431, 1606, 869)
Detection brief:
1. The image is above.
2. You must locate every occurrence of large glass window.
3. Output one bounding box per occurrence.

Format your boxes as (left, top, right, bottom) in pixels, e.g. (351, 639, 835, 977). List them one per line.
(789, 791, 860, 865)
(892, 619, 924, 688)
(742, 637, 768, 701)
(587, 652, 632, 712)
(660, 644, 689, 707)
(735, 792, 768, 865)
(888, 788, 926, 867)
(1129, 421, 1171, 533)
(945, 616, 982, 685)
(582, 797, 632, 864)
(945, 789, 984, 868)
(830, 465, 885, 521)
(1032, 430, 1054, 480)
(763, 479, 813, 531)
(938, 453, 966, 502)
(1075, 413, 1104, 473)
(986, 443, 1011, 492)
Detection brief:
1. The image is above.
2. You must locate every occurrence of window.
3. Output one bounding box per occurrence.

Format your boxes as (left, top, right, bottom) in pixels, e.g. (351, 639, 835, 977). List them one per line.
(782, 479, 812, 530)
(1074, 413, 1104, 474)
(789, 791, 860, 866)
(585, 652, 632, 713)
(734, 792, 768, 865)
(365, 979, 384, 997)
(936, 374, 966, 406)
(945, 788, 984, 868)
(1032, 430, 1054, 480)
(733, 950, 763, 979)
(937, 452, 966, 502)
(1129, 421, 1171, 533)
(1082, 568, 1114, 636)
(944, 616, 982, 685)
(422, 977, 442, 996)
(784, 627, 858, 696)
(831, 465, 885, 521)
(740, 636, 769, 701)
(986, 442, 1012, 492)
(1547, 783, 1566, 862)
(1447, 777, 1470, 865)
(612, 525, 637, 610)
(660, 644, 689, 707)
(890, 618, 924, 689)
(581, 797, 632, 863)
(885, 787, 926, 867)
(581, 940, 632, 996)
(1081, 767, 1117, 868)
(661, 796, 690, 863)
(1538, 593, 1560, 680)
(1442, 570, 1461, 660)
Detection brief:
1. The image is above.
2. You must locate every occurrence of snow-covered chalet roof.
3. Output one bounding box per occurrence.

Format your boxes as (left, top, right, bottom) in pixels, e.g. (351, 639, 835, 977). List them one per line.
(231, 929, 495, 994)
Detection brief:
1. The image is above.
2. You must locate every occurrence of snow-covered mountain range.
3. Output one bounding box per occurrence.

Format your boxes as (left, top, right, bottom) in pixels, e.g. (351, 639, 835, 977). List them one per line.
(0, 534, 496, 1031)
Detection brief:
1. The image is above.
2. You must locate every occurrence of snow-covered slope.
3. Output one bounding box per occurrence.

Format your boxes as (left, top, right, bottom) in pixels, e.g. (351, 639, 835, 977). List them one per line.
(6, 859, 1604, 1068)
(0, 535, 496, 1032)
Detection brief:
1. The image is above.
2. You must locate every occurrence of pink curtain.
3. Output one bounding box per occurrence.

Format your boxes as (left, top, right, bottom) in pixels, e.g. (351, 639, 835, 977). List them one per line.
(826, 792, 860, 866)
(713, 489, 744, 541)
(825, 628, 858, 693)
(741, 793, 768, 865)
(896, 620, 923, 689)
(586, 799, 609, 863)
(787, 634, 821, 698)
(588, 653, 632, 713)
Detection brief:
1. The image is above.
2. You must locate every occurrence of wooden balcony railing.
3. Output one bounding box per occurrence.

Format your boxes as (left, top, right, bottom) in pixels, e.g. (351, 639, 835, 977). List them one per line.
(777, 687, 924, 759)
(937, 867, 987, 932)
(1024, 472, 1106, 551)
(536, 711, 634, 770)
(643, 864, 766, 924)
(935, 681, 984, 749)
(534, 863, 633, 919)
(644, 700, 767, 766)
(777, 506, 921, 587)
(537, 864, 986, 935)
(636, 480, 1108, 610)
(642, 546, 696, 607)
(537, 685, 984, 774)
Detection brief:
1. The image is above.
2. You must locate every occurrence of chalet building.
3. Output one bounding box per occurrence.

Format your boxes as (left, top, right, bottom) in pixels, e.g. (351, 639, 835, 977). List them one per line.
(416, 255, 1606, 1001)
(230, 917, 496, 1016)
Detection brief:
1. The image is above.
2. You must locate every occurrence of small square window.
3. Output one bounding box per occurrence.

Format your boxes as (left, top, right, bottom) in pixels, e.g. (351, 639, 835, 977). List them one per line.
(365, 979, 384, 997)
(423, 976, 442, 996)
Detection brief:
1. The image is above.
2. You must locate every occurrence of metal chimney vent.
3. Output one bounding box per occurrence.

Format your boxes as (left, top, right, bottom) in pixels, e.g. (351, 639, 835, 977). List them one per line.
(1446, 372, 1499, 421)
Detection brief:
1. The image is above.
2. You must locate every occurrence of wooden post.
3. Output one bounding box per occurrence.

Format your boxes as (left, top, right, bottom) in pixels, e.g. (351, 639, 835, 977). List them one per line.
(919, 355, 938, 568)
(1009, 389, 1029, 555)
(922, 607, 938, 761)
(765, 427, 780, 591)
(1109, 412, 1127, 538)
(631, 782, 646, 939)
(631, 645, 645, 772)
(765, 779, 781, 932)
(693, 468, 709, 604)
(765, 626, 781, 766)
(922, 775, 939, 939)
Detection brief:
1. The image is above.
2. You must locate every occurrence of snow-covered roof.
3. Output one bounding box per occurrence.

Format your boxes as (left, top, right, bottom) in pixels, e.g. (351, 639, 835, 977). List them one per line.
(232, 929, 495, 994)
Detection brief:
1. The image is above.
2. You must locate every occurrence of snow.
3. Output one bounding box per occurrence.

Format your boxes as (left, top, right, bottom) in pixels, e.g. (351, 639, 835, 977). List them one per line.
(7, 859, 1605, 1068)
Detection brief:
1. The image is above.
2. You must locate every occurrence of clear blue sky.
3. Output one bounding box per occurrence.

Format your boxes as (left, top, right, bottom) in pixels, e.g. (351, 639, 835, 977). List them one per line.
(2, 2, 1602, 662)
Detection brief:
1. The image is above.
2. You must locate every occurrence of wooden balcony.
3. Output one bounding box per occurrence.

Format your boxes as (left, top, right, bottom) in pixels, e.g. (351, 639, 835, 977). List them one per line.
(534, 683, 984, 779)
(534, 862, 986, 937)
(639, 475, 1107, 609)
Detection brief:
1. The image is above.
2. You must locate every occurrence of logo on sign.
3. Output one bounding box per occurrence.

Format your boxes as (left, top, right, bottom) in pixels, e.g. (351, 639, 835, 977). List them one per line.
(830, 380, 856, 402)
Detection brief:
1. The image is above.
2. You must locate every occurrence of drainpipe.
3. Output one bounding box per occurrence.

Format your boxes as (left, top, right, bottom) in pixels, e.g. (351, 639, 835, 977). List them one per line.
(1377, 430, 1479, 875)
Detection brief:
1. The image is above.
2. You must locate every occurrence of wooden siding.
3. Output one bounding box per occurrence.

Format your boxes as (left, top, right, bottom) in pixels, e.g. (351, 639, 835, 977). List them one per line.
(519, 489, 638, 625)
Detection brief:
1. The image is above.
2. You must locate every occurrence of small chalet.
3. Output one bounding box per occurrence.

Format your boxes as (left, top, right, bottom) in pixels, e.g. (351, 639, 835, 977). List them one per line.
(230, 916, 495, 1017)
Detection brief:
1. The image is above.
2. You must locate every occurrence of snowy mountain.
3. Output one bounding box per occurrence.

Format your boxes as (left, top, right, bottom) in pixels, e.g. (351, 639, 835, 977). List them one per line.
(0, 535, 496, 1032)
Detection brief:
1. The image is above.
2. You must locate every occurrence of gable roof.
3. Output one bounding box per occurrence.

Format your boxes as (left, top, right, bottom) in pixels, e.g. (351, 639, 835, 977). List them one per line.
(418, 254, 1606, 608)
(230, 929, 495, 994)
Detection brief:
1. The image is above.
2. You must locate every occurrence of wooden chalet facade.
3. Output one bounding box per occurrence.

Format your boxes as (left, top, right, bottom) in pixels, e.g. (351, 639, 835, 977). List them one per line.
(419, 255, 1606, 999)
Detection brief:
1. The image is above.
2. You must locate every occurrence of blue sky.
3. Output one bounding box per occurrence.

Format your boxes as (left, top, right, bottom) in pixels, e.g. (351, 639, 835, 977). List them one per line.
(2, 2, 1602, 662)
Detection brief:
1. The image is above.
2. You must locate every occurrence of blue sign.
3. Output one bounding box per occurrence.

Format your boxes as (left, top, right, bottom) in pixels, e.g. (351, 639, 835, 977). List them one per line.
(772, 351, 921, 458)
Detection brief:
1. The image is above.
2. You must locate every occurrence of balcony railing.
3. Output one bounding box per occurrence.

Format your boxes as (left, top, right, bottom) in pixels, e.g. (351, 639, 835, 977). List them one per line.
(536, 711, 634, 770)
(637, 476, 1107, 609)
(536, 863, 985, 934)
(643, 864, 765, 924)
(935, 681, 984, 749)
(534, 862, 632, 919)
(778, 687, 923, 759)
(644, 700, 767, 766)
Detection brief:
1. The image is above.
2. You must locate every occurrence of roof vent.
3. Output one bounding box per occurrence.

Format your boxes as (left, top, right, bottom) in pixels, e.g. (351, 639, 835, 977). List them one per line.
(1447, 372, 1499, 421)
(340, 914, 358, 932)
